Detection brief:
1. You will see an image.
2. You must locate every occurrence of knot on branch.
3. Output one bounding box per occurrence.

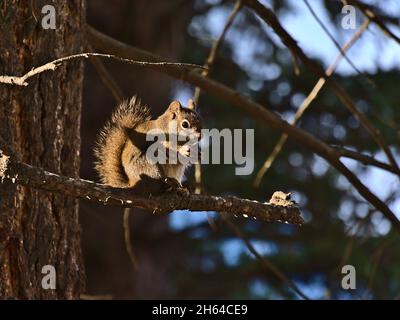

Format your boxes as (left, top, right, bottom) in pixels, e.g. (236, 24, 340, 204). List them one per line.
(268, 191, 296, 207)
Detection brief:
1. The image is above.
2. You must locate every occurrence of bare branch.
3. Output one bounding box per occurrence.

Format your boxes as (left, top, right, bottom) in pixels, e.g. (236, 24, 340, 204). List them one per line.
(0, 150, 304, 226)
(193, 0, 243, 102)
(193, 0, 242, 195)
(243, 0, 399, 173)
(303, 0, 374, 86)
(222, 214, 310, 300)
(343, 0, 400, 45)
(87, 25, 400, 232)
(196, 0, 310, 289)
(332, 146, 400, 175)
(254, 19, 371, 187)
(342, 0, 399, 26)
(123, 208, 139, 270)
(88, 52, 124, 103)
(0, 52, 206, 86)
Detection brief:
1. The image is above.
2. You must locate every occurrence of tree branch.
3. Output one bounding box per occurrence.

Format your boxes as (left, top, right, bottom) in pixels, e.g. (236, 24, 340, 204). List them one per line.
(254, 18, 371, 187)
(88, 48, 124, 103)
(243, 0, 399, 173)
(86, 25, 400, 232)
(221, 214, 310, 300)
(193, 0, 242, 194)
(332, 146, 400, 175)
(193, 0, 243, 102)
(343, 0, 400, 45)
(303, 0, 374, 86)
(0, 53, 206, 86)
(342, 0, 399, 26)
(0, 150, 304, 226)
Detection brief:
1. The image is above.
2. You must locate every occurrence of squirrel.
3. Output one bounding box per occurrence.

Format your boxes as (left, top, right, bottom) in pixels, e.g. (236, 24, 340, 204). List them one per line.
(94, 96, 202, 195)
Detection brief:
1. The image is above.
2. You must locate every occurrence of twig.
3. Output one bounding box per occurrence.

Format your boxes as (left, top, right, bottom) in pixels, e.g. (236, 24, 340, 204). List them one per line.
(0, 150, 304, 226)
(123, 208, 139, 270)
(0, 52, 206, 86)
(193, 0, 242, 196)
(193, 0, 242, 232)
(332, 146, 400, 176)
(88, 51, 124, 103)
(363, 242, 385, 299)
(337, 215, 367, 282)
(193, 0, 243, 102)
(342, 0, 399, 26)
(254, 18, 370, 187)
(87, 26, 400, 232)
(221, 214, 310, 300)
(243, 0, 399, 174)
(343, 0, 400, 45)
(85, 48, 139, 274)
(334, 159, 400, 230)
(303, 0, 374, 87)
(289, 51, 301, 76)
(203, 3, 300, 288)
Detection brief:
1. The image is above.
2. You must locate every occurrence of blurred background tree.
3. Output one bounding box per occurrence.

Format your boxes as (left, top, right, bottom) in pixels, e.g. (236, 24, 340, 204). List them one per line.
(80, 0, 400, 299)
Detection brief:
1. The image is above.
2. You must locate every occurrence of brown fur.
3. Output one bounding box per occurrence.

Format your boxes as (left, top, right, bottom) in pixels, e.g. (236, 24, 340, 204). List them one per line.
(94, 97, 151, 187)
(94, 97, 202, 191)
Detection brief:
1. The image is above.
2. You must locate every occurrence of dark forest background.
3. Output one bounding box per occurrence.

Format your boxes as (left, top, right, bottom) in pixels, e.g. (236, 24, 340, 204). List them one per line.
(78, 0, 400, 299)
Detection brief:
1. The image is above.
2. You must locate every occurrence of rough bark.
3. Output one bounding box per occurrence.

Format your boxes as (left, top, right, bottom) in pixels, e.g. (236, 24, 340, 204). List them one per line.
(0, 0, 86, 299)
(0, 152, 304, 225)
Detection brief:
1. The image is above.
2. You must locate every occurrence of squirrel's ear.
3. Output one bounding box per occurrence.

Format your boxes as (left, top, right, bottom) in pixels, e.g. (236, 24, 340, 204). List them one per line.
(168, 100, 181, 113)
(187, 99, 196, 110)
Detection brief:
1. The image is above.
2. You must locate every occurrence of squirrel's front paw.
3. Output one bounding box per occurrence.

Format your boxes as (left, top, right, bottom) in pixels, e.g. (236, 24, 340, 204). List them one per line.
(178, 145, 191, 158)
(163, 178, 190, 196)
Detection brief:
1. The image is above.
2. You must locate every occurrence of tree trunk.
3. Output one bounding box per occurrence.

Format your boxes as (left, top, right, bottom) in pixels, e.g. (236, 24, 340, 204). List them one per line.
(0, 0, 86, 299)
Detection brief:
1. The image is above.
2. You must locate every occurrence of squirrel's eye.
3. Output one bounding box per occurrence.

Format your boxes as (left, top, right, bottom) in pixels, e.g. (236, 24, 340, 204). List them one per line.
(181, 120, 190, 129)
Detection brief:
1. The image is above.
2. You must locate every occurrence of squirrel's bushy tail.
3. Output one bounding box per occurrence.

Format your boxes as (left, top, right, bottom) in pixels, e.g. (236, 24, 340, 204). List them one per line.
(94, 96, 151, 187)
